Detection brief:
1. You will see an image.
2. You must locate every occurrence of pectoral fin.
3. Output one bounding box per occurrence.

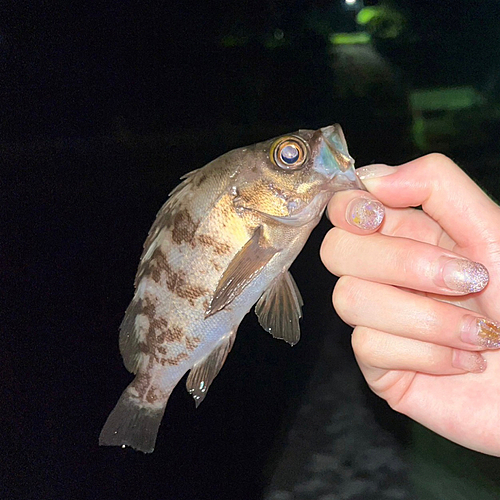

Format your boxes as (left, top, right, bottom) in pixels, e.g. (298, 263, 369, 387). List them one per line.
(186, 330, 236, 407)
(255, 271, 303, 346)
(206, 226, 278, 317)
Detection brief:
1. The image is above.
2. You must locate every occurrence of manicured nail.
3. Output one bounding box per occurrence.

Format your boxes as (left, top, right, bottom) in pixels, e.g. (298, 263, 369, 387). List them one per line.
(452, 350, 487, 373)
(356, 164, 397, 180)
(441, 259, 489, 293)
(461, 316, 500, 349)
(346, 198, 385, 230)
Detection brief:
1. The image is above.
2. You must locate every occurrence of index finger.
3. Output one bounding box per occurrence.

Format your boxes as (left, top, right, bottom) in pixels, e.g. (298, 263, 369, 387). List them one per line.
(357, 154, 500, 252)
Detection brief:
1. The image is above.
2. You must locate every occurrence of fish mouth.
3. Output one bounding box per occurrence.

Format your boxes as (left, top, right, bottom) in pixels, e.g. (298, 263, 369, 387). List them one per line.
(313, 124, 366, 192)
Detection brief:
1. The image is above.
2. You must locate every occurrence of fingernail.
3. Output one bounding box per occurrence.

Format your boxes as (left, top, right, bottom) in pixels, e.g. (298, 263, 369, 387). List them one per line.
(452, 350, 487, 373)
(461, 316, 500, 349)
(356, 164, 397, 180)
(346, 198, 385, 230)
(441, 259, 489, 293)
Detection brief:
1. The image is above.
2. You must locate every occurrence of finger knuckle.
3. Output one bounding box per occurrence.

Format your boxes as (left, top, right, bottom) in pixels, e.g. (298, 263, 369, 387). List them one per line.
(389, 239, 424, 279)
(351, 326, 375, 363)
(319, 228, 344, 273)
(424, 152, 451, 166)
(333, 276, 363, 322)
(419, 153, 456, 180)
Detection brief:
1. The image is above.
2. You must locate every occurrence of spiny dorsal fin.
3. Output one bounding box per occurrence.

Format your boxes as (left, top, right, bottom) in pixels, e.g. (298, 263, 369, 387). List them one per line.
(206, 226, 278, 317)
(255, 271, 303, 346)
(186, 330, 236, 407)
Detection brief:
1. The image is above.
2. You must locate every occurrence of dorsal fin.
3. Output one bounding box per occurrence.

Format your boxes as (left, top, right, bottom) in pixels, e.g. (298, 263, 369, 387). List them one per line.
(186, 330, 236, 407)
(119, 298, 144, 374)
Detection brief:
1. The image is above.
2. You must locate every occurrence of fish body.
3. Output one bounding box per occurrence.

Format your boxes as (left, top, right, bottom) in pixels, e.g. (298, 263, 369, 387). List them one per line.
(99, 124, 365, 452)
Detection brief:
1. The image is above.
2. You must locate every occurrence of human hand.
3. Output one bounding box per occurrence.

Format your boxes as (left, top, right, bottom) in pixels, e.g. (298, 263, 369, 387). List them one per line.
(320, 153, 500, 456)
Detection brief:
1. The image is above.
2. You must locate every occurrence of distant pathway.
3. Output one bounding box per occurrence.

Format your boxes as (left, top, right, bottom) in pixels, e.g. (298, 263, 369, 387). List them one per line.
(264, 333, 414, 500)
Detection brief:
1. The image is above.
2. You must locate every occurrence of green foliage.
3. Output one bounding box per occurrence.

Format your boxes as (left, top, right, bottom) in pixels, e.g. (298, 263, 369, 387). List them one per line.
(356, 6, 406, 39)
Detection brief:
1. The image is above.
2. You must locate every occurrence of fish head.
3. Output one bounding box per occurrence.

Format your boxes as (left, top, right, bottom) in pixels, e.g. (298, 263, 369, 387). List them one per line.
(233, 124, 366, 226)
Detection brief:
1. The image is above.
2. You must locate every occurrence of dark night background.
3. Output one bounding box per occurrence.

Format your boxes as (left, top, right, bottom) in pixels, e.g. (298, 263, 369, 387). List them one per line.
(3, 1, 500, 499)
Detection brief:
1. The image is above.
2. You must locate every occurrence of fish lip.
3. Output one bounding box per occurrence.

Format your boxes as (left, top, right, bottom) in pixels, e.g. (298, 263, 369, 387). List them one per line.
(320, 124, 353, 173)
(313, 124, 366, 192)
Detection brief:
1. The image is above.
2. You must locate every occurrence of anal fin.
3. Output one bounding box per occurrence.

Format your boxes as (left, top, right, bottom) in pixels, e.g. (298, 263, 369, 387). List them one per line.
(255, 271, 303, 346)
(186, 330, 236, 407)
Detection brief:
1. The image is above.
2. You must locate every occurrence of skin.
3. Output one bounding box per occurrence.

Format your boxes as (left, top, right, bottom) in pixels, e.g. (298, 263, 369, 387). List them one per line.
(320, 153, 500, 457)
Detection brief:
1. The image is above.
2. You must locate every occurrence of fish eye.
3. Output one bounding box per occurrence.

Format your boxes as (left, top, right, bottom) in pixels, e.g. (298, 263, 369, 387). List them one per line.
(271, 136, 309, 171)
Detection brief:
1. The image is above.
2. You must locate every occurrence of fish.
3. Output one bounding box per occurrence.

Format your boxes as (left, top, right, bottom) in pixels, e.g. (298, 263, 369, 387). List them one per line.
(99, 124, 366, 453)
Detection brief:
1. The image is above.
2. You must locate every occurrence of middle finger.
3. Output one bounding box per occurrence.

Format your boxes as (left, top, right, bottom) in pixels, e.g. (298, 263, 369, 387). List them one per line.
(320, 228, 489, 296)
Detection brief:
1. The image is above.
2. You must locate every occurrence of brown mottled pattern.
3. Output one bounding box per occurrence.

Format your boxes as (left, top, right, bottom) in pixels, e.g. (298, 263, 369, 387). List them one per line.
(185, 336, 202, 351)
(211, 260, 222, 272)
(133, 370, 152, 392)
(143, 248, 210, 305)
(132, 363, 155, 402)
(171, 209, 197, 245)
(194, 172, 207, 187)
(142, 297, 156, 317)
(145, 391, 159, 404)
(138, 342, 149, 354)
(139, 296, 186, 357)
(138, 249, 164, 283)
(157, 325, 184, 343)
(157, 352, 189, 366)
(197, 234, 232, 255)
(175, 285, 207, 305)
(132, 364, 168, 405)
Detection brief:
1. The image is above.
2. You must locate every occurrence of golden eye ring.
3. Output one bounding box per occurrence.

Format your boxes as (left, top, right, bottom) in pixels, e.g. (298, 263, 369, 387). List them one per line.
(270, 136, 309, 171)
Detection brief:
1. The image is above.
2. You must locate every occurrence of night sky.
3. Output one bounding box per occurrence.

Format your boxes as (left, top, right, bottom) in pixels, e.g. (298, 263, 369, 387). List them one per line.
(3, 1, 500, 499)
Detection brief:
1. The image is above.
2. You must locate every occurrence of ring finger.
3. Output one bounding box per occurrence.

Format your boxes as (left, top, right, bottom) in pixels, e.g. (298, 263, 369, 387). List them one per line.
(334, 276, 500, 352)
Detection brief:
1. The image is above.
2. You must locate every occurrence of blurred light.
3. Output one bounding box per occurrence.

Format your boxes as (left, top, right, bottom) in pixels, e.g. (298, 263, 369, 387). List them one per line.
(344, 0, 362, 12)
(329, 32, 371, 45)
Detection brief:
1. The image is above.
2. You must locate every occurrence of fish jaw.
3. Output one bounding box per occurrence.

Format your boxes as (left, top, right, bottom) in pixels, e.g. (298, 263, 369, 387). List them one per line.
(312, 124, 367, 193)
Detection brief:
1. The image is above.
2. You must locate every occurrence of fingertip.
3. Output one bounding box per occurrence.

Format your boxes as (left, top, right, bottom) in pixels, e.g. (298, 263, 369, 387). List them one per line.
(326, 191, 385, 234)
(356, 163, 398, 181)
(451, 349, 487, 373)
(346, 197, 385, 231)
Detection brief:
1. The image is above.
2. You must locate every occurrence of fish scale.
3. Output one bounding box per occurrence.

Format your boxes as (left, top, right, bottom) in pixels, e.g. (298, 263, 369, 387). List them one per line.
(99, 124, 366, 452)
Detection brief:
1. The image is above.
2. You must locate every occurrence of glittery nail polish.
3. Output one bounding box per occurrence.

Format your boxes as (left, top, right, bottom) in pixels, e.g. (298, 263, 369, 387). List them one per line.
(346, 198, 385, 231)
(452, 350, 487, 373)
(461, 316, 500, 349)
(442, 259, 489, 293)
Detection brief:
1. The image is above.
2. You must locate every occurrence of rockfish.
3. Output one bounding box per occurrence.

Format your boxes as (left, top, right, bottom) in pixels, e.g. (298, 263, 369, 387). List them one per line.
(99, 124, 366, 453)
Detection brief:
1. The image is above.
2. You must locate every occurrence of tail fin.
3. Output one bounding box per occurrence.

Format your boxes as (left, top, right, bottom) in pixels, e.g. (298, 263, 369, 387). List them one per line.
(99, 390, 166, 453)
